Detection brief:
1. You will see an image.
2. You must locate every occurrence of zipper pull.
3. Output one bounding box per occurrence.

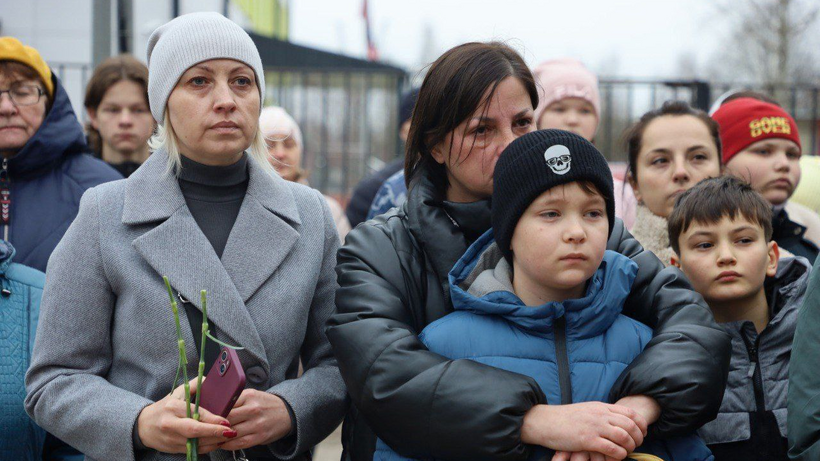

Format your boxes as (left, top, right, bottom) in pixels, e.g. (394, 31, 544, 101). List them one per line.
(747, 362, 756, 379)
(748, 345, 758, 362)
(0, 158, 10, 229)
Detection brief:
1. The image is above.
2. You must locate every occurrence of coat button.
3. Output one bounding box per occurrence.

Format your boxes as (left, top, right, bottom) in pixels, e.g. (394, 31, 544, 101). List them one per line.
(246, 366, 267, 385)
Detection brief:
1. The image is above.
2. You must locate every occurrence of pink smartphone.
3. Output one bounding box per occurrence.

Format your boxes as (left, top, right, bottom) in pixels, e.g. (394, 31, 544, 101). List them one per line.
(199, 347, 246, 418)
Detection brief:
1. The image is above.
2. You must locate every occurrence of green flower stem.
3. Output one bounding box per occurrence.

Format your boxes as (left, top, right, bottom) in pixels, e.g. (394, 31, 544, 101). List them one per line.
(164, 277, 195, 461)
(205, 332, 245, 350)
(195, 290, 207, 419)
(191, 291, 209, 458)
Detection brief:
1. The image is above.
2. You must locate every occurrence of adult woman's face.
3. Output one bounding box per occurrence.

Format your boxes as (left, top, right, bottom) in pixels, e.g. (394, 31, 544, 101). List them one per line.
(431, 76, 535, 203)
(166, 59, 259, 165)
(265, 132, 301, 182)
(537, 97, 597, 141)
(630, 115, 721, 218)
(0, 71, 47, 157)
(89, 79, 154, 160)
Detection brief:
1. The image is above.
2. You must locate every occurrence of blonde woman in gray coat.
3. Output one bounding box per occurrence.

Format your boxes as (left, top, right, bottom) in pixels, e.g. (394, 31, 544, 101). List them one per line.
(25, 12, 346, 461)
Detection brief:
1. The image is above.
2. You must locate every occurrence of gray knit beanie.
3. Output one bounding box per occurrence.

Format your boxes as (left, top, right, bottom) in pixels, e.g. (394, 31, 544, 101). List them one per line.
(146, 12, 266, 123)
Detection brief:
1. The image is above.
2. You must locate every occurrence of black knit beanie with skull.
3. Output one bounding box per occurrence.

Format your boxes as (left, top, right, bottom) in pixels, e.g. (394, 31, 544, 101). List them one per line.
(492, 129, 615, 263)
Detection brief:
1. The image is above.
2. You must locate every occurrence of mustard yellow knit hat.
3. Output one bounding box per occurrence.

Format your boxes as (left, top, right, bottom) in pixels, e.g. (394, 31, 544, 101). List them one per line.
(0, 37, 54, 97)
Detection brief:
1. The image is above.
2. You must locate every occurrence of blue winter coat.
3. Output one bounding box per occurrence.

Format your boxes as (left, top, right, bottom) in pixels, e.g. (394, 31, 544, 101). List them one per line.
(374, 230, 712, 461)
(4, 75, 122, 272)
(367, 169, 406, 221)
(0, 240, 78, 460)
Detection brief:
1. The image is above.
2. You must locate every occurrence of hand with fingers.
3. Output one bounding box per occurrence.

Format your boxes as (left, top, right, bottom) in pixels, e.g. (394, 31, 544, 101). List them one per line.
(136, 378, 237, 454)
(612, 395, 661, 427)
(551, 396, 661, 461)
(521, 402, 648, 460)
(220, 389, 293, 451)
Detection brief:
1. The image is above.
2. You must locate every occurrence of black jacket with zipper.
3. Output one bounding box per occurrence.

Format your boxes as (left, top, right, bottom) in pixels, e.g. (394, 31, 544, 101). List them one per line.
(772, 208, 818, 264)
(326, 171, 732, 461)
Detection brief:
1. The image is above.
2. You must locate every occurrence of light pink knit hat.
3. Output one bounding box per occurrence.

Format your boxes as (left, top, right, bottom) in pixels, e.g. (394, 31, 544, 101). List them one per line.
(533, 58, 601, 127)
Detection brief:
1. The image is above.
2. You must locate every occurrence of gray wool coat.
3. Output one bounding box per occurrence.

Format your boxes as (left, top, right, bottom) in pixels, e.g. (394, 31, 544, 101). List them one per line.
(24, 150, 347, 461)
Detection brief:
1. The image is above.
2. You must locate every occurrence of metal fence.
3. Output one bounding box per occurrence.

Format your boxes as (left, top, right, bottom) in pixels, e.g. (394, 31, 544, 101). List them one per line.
(47, 62, 820, 197)
(264, 69, 404, 197)
(596, 79, 820, 161)
(52, 61, 405, 199)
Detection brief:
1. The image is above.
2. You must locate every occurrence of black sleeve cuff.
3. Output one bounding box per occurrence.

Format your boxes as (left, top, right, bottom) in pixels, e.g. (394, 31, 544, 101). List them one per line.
(133, 417, 148, 451)
(274, 397, 297, 446)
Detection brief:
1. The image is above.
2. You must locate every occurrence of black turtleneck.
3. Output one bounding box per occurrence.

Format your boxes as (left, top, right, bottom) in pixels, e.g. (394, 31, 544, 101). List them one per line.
(177, 154, 249, 259)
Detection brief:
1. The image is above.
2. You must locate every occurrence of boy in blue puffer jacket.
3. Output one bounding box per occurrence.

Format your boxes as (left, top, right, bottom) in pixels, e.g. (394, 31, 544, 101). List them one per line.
(374, 130, 712, 461)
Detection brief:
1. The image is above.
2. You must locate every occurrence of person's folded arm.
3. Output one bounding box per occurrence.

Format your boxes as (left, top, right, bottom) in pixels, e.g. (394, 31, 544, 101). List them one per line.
(606, 219, 732, 436)
(327, 221, 545, 461)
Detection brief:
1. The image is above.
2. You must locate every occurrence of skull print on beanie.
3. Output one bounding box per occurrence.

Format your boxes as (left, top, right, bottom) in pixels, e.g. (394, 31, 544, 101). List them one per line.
(492, 129, 615, 262)
(544, 144, 573, 175)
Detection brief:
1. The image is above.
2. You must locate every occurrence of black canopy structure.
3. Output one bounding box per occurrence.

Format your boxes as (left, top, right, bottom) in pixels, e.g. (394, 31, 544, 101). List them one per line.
(250, 32, 405, 75)
(250, 32, 407, 197)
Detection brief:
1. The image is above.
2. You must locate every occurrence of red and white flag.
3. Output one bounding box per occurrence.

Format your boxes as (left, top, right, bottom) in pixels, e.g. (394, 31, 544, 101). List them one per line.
(362, 0, 379, 61)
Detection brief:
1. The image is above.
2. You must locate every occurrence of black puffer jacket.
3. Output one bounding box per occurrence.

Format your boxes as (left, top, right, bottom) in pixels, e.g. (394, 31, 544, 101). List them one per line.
(772, 208, 818, 264)
(327, 171, 731, 461)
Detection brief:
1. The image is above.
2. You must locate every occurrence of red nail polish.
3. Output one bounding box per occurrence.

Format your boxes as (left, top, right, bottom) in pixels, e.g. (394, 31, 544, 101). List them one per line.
(223, 430, 238, 438)
(219, 421, 231, 427)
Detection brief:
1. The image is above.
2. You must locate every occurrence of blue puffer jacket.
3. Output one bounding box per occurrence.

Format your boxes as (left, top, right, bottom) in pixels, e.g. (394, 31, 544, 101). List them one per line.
(374, 230, 712, 461)
(4, 75, 122, 272)
(0, 240, 79, 460)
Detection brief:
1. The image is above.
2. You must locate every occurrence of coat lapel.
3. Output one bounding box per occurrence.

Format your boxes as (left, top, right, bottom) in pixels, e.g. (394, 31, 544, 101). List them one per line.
(220, 158, 301, 303)
(123, 150, 268, 370)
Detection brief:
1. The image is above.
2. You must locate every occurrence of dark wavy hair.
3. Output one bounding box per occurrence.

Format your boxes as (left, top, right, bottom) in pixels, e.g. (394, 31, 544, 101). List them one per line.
(404, 42, 538, 192)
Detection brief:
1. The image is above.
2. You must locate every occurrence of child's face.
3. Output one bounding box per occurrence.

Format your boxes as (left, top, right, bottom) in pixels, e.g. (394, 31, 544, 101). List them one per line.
(725, 139, 802, 206)
(511, 182, 609, 298)
(537, 98, 598, 141)
(673, 216, 778, 306)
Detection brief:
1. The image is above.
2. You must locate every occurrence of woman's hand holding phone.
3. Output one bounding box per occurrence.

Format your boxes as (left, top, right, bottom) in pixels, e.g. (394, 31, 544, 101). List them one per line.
(219, 389, 293, 451)
(136, 378, 237, 454)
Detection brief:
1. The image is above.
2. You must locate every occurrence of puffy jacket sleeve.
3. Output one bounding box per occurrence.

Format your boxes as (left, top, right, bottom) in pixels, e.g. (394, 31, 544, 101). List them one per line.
(326, 219, 545, 461)
(605, 219, 732, 436)
(787, 257, 820, 460)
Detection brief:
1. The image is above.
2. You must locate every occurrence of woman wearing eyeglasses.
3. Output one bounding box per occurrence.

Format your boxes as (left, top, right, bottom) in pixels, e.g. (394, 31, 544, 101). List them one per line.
(0, 37, 121, 273)
(0, 37, 120, 461)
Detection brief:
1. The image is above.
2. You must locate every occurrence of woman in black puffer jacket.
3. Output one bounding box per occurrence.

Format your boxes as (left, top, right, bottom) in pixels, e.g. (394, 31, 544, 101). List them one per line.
(327, 42, 731, 461)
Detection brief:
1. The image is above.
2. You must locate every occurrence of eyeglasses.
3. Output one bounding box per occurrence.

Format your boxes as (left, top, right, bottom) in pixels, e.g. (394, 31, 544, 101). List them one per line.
(0, 83, 45, 106)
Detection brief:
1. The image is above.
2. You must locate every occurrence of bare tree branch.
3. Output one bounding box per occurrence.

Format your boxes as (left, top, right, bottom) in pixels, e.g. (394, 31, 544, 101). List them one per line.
(708, 0, 820, 84)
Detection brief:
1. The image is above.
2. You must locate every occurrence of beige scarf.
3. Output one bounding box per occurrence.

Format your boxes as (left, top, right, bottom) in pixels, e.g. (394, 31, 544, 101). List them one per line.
(631, 204, 677, 267)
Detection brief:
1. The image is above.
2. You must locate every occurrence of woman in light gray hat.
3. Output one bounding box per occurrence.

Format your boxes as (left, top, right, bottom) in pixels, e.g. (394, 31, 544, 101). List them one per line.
(25, 12, 346, 461)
